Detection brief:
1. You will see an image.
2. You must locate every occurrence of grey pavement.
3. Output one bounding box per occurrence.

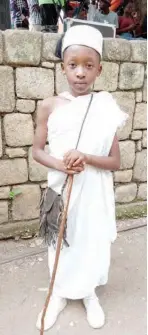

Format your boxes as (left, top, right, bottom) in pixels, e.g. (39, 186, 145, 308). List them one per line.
(0, 222, 147, 335)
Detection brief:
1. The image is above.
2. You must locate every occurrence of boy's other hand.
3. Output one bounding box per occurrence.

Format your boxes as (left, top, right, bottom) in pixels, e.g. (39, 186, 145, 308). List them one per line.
(63, 149, 86, 169)
(57, 160, 84, 175)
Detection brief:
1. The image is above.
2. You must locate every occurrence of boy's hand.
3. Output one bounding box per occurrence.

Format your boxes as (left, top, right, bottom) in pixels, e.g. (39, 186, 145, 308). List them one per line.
(63, 149, 86, 169)
(57, 160, 84, 175)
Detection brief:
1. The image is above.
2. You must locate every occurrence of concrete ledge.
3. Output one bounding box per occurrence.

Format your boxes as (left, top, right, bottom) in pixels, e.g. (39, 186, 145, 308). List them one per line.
(0, 202, 146, 240)
(0, 219, 39, 239)
(116, 201, 147, 220)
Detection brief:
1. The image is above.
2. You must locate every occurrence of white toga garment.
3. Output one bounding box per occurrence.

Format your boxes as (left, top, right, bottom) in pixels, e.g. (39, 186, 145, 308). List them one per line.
(47, 91, 128, 299)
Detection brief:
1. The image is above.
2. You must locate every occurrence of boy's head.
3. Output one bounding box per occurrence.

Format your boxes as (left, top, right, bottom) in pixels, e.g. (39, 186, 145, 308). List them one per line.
(61, 25, 103, 96)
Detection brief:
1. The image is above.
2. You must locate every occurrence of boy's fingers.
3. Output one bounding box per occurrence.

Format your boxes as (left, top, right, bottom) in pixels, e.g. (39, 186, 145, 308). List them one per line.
(64, 157, 71, 166)
(64, 159, 70, 167)
(73, 158, 83, 167)
(64, 150, 72, 158)
(67, 157, 75, 168)
(65, 166, 84, 174)
(66, 157, 74, 169)
(72, 166, 84, 172)
(73, 167, 81, 171)
(68, 171, 75, 175)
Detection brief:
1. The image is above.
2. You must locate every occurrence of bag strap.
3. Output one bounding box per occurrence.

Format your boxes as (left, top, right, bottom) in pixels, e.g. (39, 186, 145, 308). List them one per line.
(75, 93, 93, 150)
(61, 93, 93, 194)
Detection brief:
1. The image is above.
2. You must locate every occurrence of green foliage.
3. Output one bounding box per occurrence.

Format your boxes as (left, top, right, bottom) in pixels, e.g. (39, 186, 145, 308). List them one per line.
(9, 189, 22, 199)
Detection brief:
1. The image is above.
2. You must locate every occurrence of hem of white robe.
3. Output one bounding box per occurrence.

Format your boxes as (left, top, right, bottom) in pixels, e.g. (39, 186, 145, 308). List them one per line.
(48, 236, 116, 300)
(51, 275, 109, 300)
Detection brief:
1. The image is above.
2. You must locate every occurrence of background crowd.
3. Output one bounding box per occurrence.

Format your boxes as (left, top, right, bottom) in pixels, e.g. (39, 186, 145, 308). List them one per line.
(10, 0, 147, 39)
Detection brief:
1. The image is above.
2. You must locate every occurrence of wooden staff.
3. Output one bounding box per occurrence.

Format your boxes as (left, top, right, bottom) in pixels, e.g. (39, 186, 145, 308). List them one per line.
(40, 175, 74, 335)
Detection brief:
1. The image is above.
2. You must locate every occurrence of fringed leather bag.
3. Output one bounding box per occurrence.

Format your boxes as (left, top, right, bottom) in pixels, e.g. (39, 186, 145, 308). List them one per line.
(39, 94, 93, 248)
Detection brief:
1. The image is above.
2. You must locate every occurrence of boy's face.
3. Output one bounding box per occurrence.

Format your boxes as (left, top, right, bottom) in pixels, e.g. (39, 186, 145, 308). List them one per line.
(62, 45, 102, 97)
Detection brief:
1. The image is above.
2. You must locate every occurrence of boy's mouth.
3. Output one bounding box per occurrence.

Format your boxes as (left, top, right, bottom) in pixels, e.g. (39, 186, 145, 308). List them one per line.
(75, 82, 87, 86)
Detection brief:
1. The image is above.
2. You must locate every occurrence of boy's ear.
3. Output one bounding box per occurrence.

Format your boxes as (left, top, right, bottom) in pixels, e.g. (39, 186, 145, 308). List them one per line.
(97, 64, 102, 77)
(61, 62, 65, 74)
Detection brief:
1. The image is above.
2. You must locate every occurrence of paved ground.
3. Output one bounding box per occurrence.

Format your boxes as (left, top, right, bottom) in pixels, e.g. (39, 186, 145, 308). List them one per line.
(0, 221, 147, 335)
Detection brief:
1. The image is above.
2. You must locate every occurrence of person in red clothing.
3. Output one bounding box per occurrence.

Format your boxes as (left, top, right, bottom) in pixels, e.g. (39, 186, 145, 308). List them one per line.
(117, 2, 137, 39)
(133, 11, 147, 39)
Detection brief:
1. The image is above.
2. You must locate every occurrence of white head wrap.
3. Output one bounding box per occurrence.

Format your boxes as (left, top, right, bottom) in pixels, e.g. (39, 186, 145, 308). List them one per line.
(62, 25, 103, 58)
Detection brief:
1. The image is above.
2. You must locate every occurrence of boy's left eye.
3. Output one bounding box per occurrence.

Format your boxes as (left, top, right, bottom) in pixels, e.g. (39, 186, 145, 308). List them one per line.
(86, 64, 93, 69)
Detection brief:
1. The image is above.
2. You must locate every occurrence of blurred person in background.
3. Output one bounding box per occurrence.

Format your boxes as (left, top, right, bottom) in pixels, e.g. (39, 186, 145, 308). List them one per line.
(93, 0, 119, 29)
(10, 0, 15, 28)
(117, 2, 136, 38)
(39, 0, 65, 32)
(27, 0, 41, 31)
(117, 2, 144, 39)
(134, 12, 147, 39)
(87, 0, 97, 21)
(140, 13, 147, 39)
(10, 0, 29, 29)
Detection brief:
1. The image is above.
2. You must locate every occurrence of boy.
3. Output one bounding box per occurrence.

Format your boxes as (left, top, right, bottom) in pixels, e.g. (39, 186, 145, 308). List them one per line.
(33, 25, 127, 330)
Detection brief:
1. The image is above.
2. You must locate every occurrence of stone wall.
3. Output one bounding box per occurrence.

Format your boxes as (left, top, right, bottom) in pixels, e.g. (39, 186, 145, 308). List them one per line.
(0, 30, 147, 238)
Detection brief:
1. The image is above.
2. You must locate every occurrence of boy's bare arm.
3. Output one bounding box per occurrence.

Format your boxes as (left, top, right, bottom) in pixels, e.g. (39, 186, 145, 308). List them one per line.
(32, 98, 60, 170)
(85, 135, 120, 170)
(33, 99, 84, 175)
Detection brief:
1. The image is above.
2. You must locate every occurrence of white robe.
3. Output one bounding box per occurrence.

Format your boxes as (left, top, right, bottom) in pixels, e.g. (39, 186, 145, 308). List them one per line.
(47, 91, 128, 299)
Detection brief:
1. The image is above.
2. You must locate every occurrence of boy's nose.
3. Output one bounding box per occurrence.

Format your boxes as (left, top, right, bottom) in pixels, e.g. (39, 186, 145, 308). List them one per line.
(76, 66, 85, 78)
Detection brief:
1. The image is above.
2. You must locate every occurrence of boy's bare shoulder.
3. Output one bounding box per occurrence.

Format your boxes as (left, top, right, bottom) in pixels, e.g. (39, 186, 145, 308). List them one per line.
(37, 96, 63, 123)
(39, 96, 59, 114)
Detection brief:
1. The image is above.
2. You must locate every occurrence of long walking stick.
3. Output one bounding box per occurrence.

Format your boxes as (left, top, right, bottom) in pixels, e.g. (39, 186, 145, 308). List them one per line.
(40, 175, 74, 335)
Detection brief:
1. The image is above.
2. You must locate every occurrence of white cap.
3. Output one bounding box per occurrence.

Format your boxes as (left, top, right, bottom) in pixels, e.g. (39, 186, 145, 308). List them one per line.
(62, 25, 103, 58)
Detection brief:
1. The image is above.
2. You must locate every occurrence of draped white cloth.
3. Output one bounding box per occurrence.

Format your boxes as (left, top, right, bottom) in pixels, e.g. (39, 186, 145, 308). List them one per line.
(47, 91, 128, 299)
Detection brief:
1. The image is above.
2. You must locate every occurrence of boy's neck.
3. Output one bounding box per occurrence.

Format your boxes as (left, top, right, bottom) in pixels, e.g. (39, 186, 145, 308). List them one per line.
(70, 89, 92, 98)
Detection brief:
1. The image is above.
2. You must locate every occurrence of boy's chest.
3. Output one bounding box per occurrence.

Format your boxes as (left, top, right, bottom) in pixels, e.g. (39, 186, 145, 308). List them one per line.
(47, 101, 109, 155)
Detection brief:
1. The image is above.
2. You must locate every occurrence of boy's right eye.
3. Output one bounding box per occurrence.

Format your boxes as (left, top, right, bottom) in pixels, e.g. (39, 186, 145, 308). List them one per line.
(69, 63, 76, 69)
